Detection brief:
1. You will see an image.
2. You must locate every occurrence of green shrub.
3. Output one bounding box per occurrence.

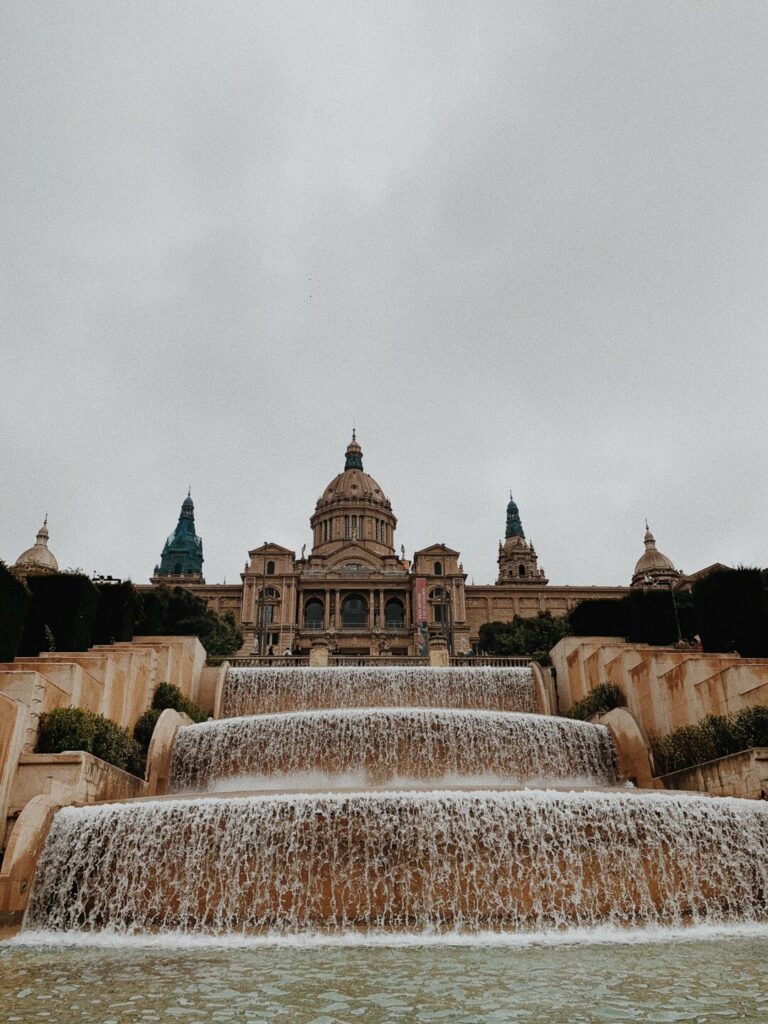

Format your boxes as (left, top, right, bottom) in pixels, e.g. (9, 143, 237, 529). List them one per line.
(19, 572, 99, 656)
(37, 707, 96, 754)
(36, 706, 144, 777)
(152, 681, 207, 723)
(133, 707, 162, 753)
(568, 598, 628, 638)
(652, 705, 768, 775)
(92, 580, 139, 645)
(0, 561, 31, 661)
(566, 683, 626, 721)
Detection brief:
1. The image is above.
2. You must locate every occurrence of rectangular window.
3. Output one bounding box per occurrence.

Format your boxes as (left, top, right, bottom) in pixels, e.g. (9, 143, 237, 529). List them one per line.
(344, 516, 350, 539)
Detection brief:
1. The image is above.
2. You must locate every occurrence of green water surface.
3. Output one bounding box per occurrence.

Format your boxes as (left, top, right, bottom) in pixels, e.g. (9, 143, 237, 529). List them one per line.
(1, 934, 767, 1023)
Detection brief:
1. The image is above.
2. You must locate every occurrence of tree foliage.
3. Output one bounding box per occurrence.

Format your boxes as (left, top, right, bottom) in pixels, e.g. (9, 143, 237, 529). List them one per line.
(134, 586, 243, 658)
(692, 568, 768, 657)
(568, 598, 628, 638)
(0, 561, 30, 661)
(627, 588, 680, 646)
(92, 580, 138, 644)
(477, 612, 570, 664)
(19, 572, 99, 656)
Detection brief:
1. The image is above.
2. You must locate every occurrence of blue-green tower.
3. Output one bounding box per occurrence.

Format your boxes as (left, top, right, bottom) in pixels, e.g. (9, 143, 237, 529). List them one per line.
(154, 491, 204, 580)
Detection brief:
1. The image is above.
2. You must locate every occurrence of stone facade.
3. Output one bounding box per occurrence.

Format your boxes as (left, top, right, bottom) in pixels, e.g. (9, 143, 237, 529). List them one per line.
(144, 434, 628, 655)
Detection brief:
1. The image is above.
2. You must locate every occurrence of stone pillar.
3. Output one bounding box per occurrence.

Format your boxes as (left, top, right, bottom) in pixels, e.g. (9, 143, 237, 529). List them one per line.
(309, 639, 331, 667)
(429, 637, 450, 667)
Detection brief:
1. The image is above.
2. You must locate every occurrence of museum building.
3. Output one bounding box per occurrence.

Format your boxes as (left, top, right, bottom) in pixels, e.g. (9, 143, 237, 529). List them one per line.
(148, 433, 631, 656)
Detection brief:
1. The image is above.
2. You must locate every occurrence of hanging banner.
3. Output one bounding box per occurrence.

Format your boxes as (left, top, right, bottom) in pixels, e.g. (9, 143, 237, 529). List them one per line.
(414, 577, 428, 625)
(414, 577, 429, 657)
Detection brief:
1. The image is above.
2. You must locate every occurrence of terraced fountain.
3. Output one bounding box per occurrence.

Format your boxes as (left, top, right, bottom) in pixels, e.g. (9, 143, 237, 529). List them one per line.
(20, 665, 768, 939)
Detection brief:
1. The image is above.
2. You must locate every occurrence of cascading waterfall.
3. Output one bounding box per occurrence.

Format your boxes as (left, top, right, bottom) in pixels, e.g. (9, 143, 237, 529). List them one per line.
(22, 663, 768, 939)
(221, 666, 537, 716)
(169, 709, 619, 792)
(25, 790, 768, 936)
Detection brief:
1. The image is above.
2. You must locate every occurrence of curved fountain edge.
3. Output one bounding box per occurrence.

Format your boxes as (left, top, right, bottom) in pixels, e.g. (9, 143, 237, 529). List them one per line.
(0, 794, 62, 933)
(146, 709, 193, 796)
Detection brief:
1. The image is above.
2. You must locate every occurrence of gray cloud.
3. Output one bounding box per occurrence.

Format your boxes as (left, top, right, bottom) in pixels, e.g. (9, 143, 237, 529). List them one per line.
(2, 1, 767, 588)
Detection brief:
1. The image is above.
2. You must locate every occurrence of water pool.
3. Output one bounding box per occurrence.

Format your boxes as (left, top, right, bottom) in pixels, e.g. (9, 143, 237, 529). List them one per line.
(2, 931, 767, 1023)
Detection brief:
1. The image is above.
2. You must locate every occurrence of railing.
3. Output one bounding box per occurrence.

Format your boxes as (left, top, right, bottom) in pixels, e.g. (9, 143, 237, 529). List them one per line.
(224, 656, 311, 667)
(449, 656, 531, 667)
(330, 656, 428, 666)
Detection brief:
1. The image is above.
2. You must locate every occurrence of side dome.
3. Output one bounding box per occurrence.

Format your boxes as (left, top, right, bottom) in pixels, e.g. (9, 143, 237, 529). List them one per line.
(631, 524, 681, 587)
(15, 517, 58, 574)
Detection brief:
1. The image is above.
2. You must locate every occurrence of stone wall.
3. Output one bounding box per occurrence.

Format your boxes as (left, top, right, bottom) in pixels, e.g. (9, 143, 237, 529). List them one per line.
(551, 638, 768, 739)
(0, 636, 205, 860)
(658, 748, 768, 800)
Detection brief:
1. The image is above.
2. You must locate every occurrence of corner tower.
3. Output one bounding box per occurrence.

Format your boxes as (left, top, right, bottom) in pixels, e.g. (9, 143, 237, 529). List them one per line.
(153, 491, 204, 582)
(496, 493, 547, 585)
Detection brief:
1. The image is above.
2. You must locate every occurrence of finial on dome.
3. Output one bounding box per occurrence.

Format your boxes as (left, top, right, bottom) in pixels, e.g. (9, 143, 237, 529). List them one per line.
(345, 430, 363, 470)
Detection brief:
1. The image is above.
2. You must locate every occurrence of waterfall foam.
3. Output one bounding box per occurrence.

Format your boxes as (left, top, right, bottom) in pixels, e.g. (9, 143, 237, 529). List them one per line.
(25, 790, 768, 937)
(222, 666, 537, 717)
(169, 709, 619, 792)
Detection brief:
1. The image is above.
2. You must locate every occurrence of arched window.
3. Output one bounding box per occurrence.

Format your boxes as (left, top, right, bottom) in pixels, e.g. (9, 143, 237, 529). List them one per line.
(266, 560, 275, 575)
(341, 594, 368, 628)
(434, 561, 443, 576)
(429, 587, 448, 624)
(174, 562, 182, 574)
(384, 598, 405, 628)
(304, 598, 324, 628)
(519, 564, 526, 577)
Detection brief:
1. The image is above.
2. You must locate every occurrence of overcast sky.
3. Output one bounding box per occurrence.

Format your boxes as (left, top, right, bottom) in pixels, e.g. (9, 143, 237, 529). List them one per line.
(2, 1, 767, 589)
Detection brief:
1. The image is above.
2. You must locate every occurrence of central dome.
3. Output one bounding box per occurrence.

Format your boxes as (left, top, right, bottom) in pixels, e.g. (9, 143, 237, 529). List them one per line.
(316, 432, 392, 512)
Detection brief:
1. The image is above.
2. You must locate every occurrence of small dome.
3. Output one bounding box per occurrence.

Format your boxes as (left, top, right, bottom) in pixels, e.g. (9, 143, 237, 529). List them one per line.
(15, 517, 58, 572)
(632, 524, 679, 585)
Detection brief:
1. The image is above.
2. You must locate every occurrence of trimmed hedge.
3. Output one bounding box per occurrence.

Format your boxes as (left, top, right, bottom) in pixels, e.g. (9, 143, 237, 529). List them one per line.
(566, 683, 626, 721)
(134, 589, 164, 635)
(568, 598, 628, 638)
(692, 568, 768, 657)
(37, 706, 144, 777)
(19, 572, 99, 656)
(92, 580, 138, 645)
(627, 588, 680, 646)
(0, 561, 30, 661)
(652, 706, 768, 775)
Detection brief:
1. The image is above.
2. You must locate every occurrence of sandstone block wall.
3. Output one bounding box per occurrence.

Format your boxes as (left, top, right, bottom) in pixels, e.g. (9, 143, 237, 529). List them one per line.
(658, 748, 768, 799)
(551, 638, 768, 739)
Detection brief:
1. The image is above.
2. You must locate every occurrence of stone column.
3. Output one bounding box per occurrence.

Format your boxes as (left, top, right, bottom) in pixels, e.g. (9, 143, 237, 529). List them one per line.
(309, 639, 331, 667)
(429, 637, 450, 667)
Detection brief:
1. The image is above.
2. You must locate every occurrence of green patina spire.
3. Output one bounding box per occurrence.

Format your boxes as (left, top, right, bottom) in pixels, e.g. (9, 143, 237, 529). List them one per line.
(505, 491, 525, 539)
(344, 429, 364, 470)
(155, 491, 204, 577)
